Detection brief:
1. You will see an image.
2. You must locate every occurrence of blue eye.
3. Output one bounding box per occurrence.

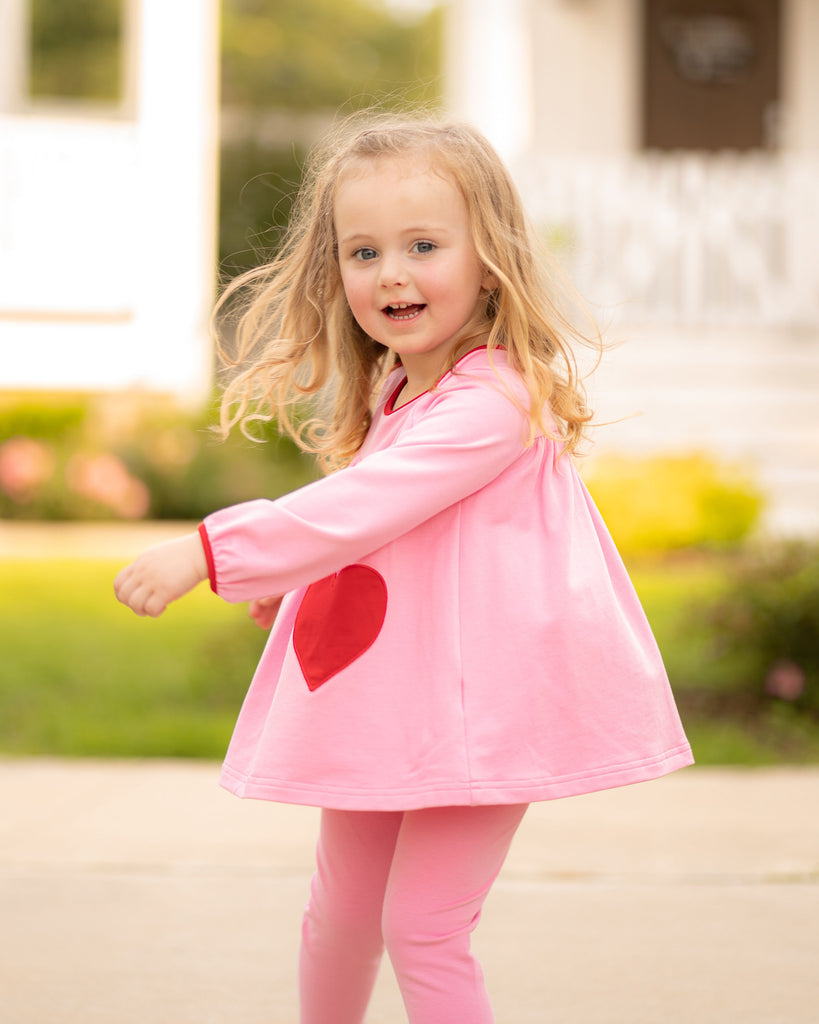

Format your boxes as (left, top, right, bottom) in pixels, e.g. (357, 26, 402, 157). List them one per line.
(412, 240, 435, 255)
(354, 247, 378, 261)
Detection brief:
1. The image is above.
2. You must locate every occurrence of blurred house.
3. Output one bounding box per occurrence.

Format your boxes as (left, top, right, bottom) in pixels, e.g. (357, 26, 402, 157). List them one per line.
(0, 0, 219, 399)
(3, 0, 815, 535)
(448, 0, 819, 535)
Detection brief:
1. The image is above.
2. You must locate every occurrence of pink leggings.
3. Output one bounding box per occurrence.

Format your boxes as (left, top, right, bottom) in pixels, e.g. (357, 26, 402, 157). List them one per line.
(299, 803, 527, 1024)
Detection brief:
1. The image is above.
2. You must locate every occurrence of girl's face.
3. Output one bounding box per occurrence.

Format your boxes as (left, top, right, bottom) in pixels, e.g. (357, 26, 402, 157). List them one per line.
(334, 156, 496, 391)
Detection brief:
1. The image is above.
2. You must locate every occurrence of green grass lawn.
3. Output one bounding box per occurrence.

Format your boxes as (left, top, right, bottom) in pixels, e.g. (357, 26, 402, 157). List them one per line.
(2, 555, 817, 765)
(0, 559, 265, 758)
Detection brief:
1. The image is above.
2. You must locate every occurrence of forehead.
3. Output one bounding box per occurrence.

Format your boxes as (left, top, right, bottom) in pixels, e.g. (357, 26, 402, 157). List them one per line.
(333, 155, 467, 228)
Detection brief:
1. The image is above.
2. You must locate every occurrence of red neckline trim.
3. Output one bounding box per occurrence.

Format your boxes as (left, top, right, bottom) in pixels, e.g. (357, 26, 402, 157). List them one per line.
(383, 346, 493, 416)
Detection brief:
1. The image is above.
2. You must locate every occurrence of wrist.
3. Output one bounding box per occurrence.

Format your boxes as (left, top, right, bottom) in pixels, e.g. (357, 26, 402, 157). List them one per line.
(190, 531, 208, 582)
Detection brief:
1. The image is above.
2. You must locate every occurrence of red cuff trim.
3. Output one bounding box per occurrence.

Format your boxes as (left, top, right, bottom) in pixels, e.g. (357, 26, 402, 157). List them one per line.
(198, 523, 217, 594)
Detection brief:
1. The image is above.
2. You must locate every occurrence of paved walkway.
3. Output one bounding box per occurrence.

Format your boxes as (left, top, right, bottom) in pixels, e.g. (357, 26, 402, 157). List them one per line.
(1, 759, 817, 1023)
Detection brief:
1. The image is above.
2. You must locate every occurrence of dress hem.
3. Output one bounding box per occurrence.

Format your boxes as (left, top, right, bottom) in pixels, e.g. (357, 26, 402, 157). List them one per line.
(219, 744, 695, 811)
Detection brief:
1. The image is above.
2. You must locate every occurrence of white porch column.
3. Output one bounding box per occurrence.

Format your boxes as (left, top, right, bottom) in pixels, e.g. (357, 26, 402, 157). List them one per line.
(445, 0, 533, 167)
(130, 0, 221, 397)
(0, 0, 28, 112)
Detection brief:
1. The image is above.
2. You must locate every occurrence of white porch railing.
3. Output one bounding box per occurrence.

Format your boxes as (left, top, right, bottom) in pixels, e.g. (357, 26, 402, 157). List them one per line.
(518, 153, 819, 328)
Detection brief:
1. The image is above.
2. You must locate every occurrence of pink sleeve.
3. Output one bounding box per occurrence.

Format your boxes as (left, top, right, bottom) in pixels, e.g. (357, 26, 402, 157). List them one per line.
(201, 374, 532, 603)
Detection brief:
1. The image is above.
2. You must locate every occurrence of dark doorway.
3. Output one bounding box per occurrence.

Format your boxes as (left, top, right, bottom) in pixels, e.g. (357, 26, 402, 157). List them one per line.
(643, 0, 781, 150)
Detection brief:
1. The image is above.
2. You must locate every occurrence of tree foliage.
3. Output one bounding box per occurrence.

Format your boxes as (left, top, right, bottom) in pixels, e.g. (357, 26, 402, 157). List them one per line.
(218, 0, 443, 270)
(28, 0, 123, 102)
(222, 0, 442, 110)
(27, 0, 442, 110)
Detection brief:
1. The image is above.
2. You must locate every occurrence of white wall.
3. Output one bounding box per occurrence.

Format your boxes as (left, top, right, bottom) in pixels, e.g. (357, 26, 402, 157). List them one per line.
(446, 0, 640, 159)
(0, 0, 220, 399)
(529, 0, 640, 155)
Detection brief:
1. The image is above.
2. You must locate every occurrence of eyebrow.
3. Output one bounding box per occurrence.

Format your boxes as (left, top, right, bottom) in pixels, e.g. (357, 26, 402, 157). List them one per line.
(337, 233, 374, 246)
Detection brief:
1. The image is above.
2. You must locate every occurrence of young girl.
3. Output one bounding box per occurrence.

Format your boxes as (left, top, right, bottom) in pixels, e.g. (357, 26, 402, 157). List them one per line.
(115, 114, 693, 1023)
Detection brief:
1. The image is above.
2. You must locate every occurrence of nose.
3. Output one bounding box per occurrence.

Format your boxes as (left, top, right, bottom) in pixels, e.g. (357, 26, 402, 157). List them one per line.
(377, 252, 407, 288)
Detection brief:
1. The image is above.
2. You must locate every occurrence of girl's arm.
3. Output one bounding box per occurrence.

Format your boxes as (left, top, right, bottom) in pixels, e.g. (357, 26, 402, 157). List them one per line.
(114, 534, 283, 625)
(114, 531, 209, 617)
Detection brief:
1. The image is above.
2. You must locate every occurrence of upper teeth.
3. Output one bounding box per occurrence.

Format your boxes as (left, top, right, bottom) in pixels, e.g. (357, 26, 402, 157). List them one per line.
(391, 303, 413, 309)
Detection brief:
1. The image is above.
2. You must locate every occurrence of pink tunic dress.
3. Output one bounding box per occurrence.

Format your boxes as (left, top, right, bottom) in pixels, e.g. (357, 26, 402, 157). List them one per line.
(201, 347, 693, 810)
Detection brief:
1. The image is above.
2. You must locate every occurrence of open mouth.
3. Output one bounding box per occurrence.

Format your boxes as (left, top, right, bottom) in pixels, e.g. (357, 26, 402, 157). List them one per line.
(384, 302, 426, 321)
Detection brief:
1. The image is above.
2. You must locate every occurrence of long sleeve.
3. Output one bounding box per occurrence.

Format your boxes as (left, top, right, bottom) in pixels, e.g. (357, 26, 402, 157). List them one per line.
(201, 367, 533, 603)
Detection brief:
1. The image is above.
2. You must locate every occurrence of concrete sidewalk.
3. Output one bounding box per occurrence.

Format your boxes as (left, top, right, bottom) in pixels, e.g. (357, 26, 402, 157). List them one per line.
(1, 759, 816, 1024)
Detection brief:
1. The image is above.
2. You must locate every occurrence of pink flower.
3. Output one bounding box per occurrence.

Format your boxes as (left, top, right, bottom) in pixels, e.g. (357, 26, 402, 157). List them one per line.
(66, 452, 150, 519)
(0, 437, 57, 502)
(764, 659, 806, 702)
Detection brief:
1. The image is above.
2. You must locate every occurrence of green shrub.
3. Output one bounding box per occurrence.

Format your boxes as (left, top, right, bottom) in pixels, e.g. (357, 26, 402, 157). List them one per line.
(0, 395, 319, 521)
(700, 541, 819, 717)
(584, 452, 763, 556)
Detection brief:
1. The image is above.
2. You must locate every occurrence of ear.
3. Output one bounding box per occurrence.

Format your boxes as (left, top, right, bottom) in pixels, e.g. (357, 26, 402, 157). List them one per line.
(481, 266, 499, 292)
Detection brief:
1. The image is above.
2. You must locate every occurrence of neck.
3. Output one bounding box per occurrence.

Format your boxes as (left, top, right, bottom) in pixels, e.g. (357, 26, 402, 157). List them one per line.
(399, 331, 492, 402)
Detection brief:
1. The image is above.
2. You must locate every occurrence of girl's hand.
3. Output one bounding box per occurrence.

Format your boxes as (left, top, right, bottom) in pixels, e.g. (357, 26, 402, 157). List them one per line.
(248, 594, 283, 630)
(114, 533, 209, 617)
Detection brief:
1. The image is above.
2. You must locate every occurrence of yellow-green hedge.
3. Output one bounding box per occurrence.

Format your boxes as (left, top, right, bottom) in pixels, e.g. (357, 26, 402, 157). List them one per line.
(584, 452, 763, 556)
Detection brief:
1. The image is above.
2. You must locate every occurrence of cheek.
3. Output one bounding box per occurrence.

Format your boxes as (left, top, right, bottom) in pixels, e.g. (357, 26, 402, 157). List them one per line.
(339, 269, 358, 306)
(340, 273, 371, 323)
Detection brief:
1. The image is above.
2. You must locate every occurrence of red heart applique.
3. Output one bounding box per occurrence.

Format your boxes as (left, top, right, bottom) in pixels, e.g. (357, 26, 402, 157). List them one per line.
(293, 565, 388, 691)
